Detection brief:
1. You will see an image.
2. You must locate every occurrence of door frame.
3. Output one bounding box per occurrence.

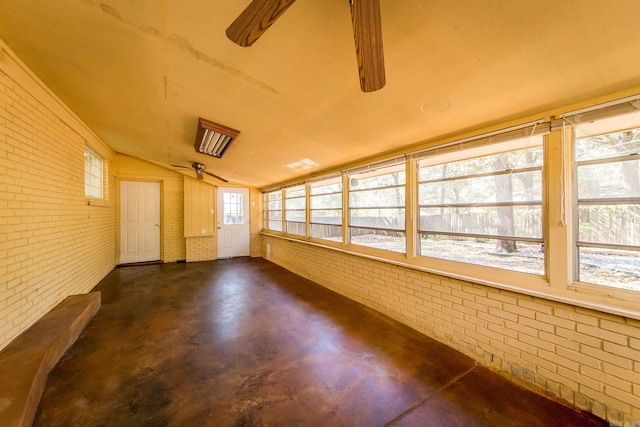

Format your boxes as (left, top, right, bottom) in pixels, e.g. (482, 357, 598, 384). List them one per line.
(217, 187, 251, 258)
(116, 178, 163, 265)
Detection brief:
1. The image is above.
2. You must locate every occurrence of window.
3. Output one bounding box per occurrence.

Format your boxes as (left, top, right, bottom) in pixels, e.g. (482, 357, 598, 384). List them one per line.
(348, 163, 406, 253)
(223, 192, 244, 224)
(266, 190, 282, 232)
(417, 136, 544, 275)
(84, 147, 103, 199)
(574, 112, 640, 291)
(285, 185, 306, 236)
(310, 177, 342, 242)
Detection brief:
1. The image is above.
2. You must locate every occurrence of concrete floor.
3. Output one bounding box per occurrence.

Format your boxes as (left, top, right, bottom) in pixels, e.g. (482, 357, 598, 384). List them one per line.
(34, 257, 606, 426)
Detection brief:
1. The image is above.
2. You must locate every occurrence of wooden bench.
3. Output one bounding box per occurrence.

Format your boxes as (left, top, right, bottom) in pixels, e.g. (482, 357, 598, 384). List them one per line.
(0, 293, 101, 427)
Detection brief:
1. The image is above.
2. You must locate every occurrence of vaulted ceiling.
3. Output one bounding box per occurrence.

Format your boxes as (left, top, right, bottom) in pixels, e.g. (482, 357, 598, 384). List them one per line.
(1, 0, 640, 187)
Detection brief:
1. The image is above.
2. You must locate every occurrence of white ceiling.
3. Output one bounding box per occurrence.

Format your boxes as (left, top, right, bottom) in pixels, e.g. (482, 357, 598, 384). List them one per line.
(1, 0, 640, 187)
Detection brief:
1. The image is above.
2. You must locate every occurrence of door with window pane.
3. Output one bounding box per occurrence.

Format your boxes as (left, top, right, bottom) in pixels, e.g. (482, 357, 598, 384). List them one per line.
(217, 188, 250, 258)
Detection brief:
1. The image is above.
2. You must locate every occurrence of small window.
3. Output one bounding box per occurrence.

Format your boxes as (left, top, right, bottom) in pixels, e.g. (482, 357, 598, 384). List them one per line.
(310, 177, 343, 242)
(348, 163, 406, 253)
(223, 192, 244, 224)
(574, 113, 640, 291)
(285, 185, 306, 236)
(417, 136, 544, 274)
(84, 146, 103, 199)
(265, 190, 283, 232)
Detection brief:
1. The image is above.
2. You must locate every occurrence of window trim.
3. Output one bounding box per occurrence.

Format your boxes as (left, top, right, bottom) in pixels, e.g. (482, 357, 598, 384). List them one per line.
(84, 146, 104, 200)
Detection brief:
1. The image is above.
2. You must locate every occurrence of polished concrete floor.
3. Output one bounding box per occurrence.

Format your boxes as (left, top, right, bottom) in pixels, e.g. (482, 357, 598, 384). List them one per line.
(35, 258, 606, 426)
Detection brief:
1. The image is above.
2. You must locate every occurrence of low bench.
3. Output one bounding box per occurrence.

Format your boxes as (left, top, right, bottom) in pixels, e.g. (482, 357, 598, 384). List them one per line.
(0, 292, 101, 427)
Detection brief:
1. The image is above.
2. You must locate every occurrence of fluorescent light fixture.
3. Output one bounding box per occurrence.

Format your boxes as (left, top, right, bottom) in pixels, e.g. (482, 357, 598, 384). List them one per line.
(195, 118, 240, 158)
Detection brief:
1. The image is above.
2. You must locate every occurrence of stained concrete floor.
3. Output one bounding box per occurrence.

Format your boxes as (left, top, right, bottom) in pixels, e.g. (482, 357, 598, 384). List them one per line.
(34, 258, 606, 426)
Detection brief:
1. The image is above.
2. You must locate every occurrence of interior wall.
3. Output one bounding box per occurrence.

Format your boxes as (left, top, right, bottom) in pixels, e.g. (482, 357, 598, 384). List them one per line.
(0, 45, 116, 351)
(113, 155, 186, 263)
(263, 235, 640, 424)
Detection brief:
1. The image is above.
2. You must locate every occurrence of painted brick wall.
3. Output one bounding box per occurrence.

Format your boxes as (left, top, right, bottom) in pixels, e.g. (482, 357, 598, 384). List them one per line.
(263, 235, 640, 424)
(186, 236, 216, 262)
(0, 67, 116, 351)
(162, 185, 186, 262)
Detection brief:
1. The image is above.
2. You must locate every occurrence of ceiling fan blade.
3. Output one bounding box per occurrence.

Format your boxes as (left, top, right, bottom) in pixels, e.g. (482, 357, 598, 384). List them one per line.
(226, 0, 297, 47)
(171, 164, 190, 169)
(196, 171, 204, 180)
(350, 0, 386, 92)
(203, 170, 229, 183)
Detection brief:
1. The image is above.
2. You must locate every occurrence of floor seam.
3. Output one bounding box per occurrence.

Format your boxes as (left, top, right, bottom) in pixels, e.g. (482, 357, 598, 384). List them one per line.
(384, 362, 479, 427)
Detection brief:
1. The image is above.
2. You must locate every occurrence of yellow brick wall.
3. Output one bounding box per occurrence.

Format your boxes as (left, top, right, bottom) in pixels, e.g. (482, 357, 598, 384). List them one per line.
(263, 235, 640, 424)
(0, 64, 115, 351)
(186, 236, 216, 262)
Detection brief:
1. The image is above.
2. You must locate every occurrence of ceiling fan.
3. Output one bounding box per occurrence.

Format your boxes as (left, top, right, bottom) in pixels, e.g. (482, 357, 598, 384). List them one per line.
(172, 162, 229, 183)
(226, 0, 385, 92)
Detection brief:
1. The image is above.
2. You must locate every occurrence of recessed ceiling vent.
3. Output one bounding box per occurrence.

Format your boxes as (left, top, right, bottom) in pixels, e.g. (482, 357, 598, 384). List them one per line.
(195, 118, 240, 158)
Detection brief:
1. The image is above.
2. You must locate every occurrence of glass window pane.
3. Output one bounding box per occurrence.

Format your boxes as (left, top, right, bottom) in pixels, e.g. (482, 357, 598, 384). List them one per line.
(419, 235, 544, 275)
(419, 146, 543, 181)
(310, 224, 342, 242)
(420, 206, 542, 239)
(577, 246, 640, 291)
(311, 209, 342, 225)
(416, 140, 543, 271)
(575, 128, 640, 162)
(84, 147, 103, 199)
(350, 229, 406, 253)
(350, 187, 405, 208)
(348, 164, 406, 253)
(269, 220, 282, 232)
(350, 208, 405, 230)
(311, 182, 342, 195)
(578, 204, 640, 246)
(286, 222, 306, 235)
(265, 190, 282, 232)
(286, 197, 305, 210)
(350, 165, 405, 190)
(575, 121, 640, 291)
(578, 159, 640, 199)
(310, 193, 342, 209)
(223, 192, 244, 224)
(419, 171, 542, 205)
(310, 178, 342, 242)
(285, 209, 305, 222)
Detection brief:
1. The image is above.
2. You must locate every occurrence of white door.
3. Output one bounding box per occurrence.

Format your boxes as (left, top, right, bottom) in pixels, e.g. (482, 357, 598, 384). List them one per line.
(120, 181, 161, 264)
(217, 187, 250, 258)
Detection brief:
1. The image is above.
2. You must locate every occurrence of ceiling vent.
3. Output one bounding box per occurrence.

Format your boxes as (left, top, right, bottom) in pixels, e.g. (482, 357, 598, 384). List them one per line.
(195, 118, 240, 158)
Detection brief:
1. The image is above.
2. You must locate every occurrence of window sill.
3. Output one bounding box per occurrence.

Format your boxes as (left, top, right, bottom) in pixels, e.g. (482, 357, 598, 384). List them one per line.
(85, 198, 109, 207)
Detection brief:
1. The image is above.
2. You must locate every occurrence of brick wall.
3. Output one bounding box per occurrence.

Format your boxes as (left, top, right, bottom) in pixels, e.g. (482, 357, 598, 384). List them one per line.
(186, 236, 216, 262)
(263, 235, 640, 424)
(162, 184, 186, 262)
(0, 65, 115, 351)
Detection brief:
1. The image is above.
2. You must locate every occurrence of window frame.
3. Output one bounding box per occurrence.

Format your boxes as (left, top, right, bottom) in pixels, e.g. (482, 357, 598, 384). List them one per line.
(571, 117, 640, 293)
(346, 162, 408, 255)
(264, 189, 283, 232)
(415, 139, 545, 276)
(84, 146, 104, 199)
(284, 185, 307, 237)
(259, 96, 640, 317)
(309, 176, 343, 245)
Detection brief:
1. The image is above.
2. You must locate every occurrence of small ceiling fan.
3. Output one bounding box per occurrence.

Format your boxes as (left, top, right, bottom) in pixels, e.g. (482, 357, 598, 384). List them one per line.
(172, 162, 229, 183)
(226, 0, 385, 92)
